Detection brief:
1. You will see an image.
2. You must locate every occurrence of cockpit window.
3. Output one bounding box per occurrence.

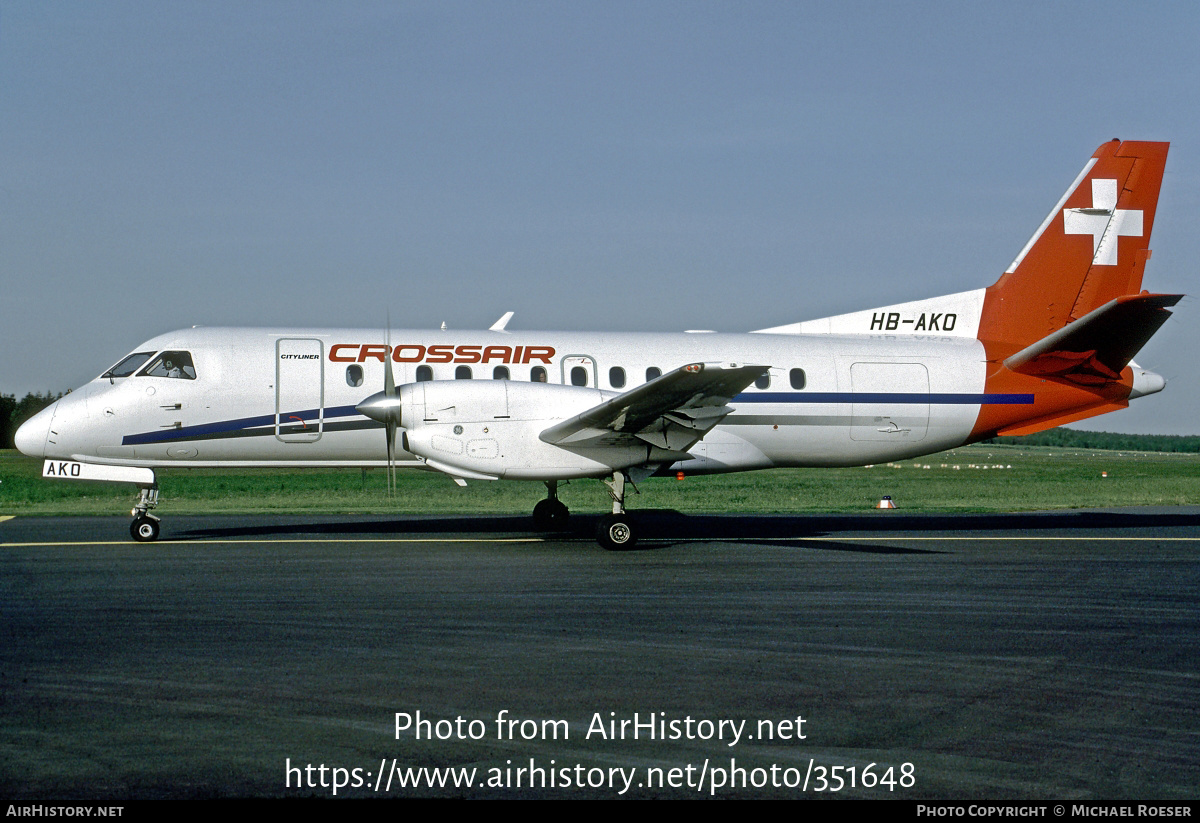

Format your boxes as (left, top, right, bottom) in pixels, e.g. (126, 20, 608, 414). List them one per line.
(103, 351, 155, 379)
(139, 350, 197, 379)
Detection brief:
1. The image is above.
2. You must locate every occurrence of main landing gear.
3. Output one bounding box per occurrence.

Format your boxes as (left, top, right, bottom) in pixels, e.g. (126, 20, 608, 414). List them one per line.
(531, 474, 640, 550)
(130, 483, 161, 542)
(596, 470, 637, 551)
(532, 480, 570, 530)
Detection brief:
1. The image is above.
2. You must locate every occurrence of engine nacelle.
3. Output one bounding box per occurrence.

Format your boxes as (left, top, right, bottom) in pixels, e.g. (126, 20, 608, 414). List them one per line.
(398, 380, 644, 479)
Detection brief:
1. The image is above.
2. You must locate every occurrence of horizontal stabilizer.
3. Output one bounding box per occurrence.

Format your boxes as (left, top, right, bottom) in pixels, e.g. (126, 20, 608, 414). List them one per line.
(540, 362, 768, 452)
(1004, 293, 1180, 384)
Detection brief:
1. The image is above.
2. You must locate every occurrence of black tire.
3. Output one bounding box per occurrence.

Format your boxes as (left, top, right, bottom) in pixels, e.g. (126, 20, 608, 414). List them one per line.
(130, 515, 160, 543)
(532, 498, 570, 531)
(596, 514, 636, 551)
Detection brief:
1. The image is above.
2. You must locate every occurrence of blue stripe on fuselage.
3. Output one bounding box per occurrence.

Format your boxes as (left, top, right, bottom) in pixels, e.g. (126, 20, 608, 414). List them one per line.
(121, 404, 362, 445)
(734, 392, 1034, 404)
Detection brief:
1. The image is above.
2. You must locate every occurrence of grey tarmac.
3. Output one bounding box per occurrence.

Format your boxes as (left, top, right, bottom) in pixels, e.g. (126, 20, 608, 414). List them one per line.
(2, 509, 1198, 799)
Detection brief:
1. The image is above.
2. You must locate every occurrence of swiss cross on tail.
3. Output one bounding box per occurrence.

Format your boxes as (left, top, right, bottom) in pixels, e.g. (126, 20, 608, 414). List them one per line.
(1062, 178, 1144, 266)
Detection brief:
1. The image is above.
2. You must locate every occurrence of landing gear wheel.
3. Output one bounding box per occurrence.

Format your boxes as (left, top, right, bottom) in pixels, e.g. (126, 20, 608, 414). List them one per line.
(532, 498, 570, 530)
(597, 514, 636, 551)
(130, 515, 160, 543)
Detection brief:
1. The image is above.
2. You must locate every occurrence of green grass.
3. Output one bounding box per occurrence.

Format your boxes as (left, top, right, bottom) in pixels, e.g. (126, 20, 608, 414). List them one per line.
(2, 445, 1198, 517)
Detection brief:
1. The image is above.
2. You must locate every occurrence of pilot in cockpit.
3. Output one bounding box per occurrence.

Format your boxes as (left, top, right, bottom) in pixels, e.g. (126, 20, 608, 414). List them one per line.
(141, 350, 196, 379)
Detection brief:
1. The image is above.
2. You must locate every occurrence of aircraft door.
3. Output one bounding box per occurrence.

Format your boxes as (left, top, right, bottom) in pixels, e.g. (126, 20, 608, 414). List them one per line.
(560, 355, 596, 387)
(849, 362, 929, 442)
(276, 338, 324, 442)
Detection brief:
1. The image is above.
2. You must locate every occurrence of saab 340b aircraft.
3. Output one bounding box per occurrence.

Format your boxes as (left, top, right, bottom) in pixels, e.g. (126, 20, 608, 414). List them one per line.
(15, 140, 1179, 548)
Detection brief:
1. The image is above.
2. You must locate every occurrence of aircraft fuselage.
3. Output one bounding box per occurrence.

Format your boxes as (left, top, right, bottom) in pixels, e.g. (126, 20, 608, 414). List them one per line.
(21, 326, 992, 475)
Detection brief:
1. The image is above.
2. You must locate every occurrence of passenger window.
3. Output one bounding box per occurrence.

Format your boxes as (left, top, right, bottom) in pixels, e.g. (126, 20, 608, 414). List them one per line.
(531, 366, 547, 382)
(570, 366, 588, 387)
(140, 350, 196, 379)
(455, 366, 472, 380)
(104, 351, 154, 379)
(346, 365, 364, 387)
(493, 366, 510, 380)
(646, 367, 661, 381)
(790, 368, 806, 390)
(609, 367, 626, 389)
(416, 365, 433, 382)
(755, 373, 770, 390)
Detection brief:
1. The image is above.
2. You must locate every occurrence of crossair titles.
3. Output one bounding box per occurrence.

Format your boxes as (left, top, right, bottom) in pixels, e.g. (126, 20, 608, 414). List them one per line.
(330, 343, 555, 365)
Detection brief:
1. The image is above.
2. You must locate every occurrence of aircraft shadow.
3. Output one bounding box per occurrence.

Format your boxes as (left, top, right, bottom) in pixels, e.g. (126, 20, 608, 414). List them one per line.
(174, 508, 1200, 554)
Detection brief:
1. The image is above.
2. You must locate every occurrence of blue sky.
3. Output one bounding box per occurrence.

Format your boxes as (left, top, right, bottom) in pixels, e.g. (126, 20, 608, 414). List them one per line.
(3, 1, 1198, 434)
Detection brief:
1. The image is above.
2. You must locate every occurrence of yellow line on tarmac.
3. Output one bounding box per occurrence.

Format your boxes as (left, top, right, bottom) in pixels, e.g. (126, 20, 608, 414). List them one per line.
(0, 516, 14, 523)
(2, 537, 552, 548)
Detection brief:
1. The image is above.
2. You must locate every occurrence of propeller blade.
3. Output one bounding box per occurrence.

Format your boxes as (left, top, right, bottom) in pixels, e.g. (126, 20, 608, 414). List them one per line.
(385, 324, 396, 399)
(386, 419, 396, 497)
(385, 318, 395, 495)
(356, 317, 403, 496)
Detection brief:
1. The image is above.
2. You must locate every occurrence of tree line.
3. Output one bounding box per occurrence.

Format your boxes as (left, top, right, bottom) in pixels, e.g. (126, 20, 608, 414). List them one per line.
(985, 428, 1200, 453)
(0, 392, 63, 450)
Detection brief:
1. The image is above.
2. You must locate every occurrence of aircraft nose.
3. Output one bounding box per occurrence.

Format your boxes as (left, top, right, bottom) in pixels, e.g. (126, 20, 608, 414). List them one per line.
(14, 402, 57, 459)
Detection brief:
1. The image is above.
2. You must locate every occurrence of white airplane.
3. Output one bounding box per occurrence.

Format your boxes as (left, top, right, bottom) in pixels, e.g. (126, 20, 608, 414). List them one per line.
(15, 139, 1179, 549)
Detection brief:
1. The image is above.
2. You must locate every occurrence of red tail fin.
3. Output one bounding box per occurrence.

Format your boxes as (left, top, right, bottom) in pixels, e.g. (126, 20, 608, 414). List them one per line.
(970, 140, 1175, 440)
(978, 140, 1169, 350)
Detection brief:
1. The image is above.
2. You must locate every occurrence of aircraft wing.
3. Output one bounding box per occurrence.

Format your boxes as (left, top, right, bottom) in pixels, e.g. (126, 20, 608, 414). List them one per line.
(539, 362, 768, 453)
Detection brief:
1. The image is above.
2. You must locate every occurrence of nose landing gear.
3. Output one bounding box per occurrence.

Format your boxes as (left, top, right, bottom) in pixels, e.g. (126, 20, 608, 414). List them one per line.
(131, 514, 160, 542)
(130, 484, 161, 542)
